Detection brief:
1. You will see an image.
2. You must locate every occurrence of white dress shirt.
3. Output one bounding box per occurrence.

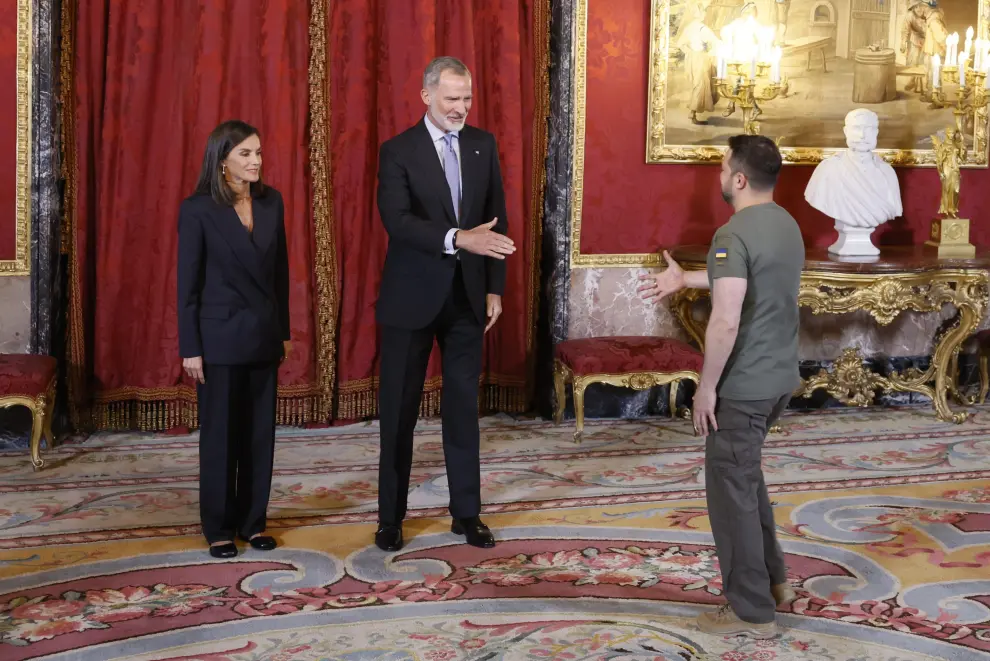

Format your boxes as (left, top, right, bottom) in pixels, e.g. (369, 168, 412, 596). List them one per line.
(423, 115, 462, 254)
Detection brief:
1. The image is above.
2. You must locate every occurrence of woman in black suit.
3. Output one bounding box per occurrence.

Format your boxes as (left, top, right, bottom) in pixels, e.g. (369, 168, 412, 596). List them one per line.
(177, 120, 290, 558)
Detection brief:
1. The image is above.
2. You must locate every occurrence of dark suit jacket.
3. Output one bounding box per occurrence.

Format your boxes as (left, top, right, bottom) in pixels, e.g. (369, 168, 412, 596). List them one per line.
(177, 188, 290, 365)
(375, 120, 508, 330)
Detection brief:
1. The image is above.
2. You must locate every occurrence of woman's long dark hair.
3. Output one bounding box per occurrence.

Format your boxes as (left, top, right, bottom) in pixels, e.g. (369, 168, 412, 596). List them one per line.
(195, 120, 266, 205)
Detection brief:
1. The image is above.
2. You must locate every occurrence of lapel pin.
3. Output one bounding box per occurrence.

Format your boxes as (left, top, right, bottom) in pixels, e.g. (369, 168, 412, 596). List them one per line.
(475, 150, 480, 154)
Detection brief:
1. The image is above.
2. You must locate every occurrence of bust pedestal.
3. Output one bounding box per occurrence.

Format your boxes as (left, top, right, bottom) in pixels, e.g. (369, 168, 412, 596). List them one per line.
(828, 222, 879, 257)
(926, 217, 976, 258)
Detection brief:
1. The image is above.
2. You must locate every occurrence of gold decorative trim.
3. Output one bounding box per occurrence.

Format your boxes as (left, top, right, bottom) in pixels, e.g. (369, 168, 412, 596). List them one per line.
(793, 347, 891, 407)
(672, 265, 990, 424)
(1, 0, 32, 275)
(308, 0, 337, 422)
(552, 358, 698, 441)
(60, 0, 88, 430)
(568, 0, 670, 269)
(525, 0, 552, 401)
(88, 389, 322, 432)
(645, 0, 990, 166)
(335, 375, 529, 421)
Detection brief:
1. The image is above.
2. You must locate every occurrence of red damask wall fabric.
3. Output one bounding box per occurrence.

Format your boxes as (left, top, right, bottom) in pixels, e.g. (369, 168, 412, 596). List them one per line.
(68, 0, 322, 429)
(0, 0, 18, 261)
(582, 0, 990, 254)
(328, 0, 546, 419)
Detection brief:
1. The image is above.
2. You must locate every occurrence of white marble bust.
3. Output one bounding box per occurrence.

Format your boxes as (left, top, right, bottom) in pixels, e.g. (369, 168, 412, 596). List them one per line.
(805, 109, 903, 256)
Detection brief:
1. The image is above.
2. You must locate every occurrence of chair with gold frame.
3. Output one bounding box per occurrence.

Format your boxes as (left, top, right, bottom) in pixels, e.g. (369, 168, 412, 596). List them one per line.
(0, 354, 58, 470)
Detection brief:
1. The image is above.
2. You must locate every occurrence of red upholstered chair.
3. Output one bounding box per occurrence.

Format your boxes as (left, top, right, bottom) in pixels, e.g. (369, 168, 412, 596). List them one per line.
(553, 336, 703, 440)
(0, 354, 58, 470)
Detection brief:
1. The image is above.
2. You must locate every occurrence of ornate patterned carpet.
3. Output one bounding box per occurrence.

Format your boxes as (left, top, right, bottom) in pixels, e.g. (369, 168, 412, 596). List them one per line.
(2, 407, 989, 660)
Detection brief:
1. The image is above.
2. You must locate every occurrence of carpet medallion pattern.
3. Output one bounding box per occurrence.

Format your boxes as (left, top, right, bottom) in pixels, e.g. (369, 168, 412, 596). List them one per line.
(0, 408, 988, 660)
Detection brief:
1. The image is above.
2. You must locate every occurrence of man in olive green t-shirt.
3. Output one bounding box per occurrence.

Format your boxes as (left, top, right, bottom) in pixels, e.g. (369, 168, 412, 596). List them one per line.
(639, 135, 805, 639)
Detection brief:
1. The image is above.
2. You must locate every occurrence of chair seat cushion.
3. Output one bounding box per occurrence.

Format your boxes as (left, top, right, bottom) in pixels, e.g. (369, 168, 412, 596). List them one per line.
(0, 354, 58, 399)
(555, 336, 703, 376)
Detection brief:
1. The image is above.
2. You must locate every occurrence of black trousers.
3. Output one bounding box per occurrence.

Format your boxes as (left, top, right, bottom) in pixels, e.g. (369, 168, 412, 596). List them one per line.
(377, 267, 484, 524)
(197, 361, 278, 544)
(705, 394, 790, 624)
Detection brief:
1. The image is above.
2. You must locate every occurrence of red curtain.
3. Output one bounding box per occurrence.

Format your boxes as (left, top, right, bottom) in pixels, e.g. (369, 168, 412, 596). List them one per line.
(328, 0, 549, 419)
(65, 0, 330, 430)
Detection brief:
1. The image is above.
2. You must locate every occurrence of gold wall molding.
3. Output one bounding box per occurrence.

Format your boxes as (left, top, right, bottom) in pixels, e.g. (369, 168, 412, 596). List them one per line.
(1, 0, 32, 275)
(569, 0, 661, 268)
(645, 0, 990, 166)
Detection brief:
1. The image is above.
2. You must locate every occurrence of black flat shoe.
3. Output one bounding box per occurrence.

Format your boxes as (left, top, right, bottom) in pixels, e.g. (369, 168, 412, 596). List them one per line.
(375, 524, 403, 552)
(240, 535, 277, 551)
(451, 517, 496, 548)
(209, 542, 237, 558)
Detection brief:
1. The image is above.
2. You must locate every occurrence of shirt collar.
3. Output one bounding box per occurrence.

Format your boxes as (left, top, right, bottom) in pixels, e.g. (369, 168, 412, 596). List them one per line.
(424, 114, 458, 143)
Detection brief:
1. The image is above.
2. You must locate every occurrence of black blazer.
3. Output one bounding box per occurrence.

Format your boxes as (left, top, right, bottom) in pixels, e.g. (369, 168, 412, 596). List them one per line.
(375, 120, 508, 330)
(177, 189, 290, 365)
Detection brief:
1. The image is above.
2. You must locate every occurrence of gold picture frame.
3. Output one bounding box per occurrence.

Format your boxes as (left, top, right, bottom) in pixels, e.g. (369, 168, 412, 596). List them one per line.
(570, 0, 665, 268)
(1, 0, 32, 275)
(645, 0, 990, 166)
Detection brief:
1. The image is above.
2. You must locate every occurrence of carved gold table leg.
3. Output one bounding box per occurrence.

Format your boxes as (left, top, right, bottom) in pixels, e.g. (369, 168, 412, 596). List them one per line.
(929, 300, 981, 423)
(946, 350, 973, 406)
(668, 380, 679, 418)
(671, 289, 708, 351)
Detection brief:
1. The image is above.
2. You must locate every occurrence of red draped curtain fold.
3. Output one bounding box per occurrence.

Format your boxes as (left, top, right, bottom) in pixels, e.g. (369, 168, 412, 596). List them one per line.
(62, 0, 547, 430)
(64, 0, 329, 430)
(329, 0, 548, 420)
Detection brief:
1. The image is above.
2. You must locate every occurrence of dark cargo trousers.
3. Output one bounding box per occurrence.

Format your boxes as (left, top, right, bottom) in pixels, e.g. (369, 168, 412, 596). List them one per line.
(705, 393, 790, 624)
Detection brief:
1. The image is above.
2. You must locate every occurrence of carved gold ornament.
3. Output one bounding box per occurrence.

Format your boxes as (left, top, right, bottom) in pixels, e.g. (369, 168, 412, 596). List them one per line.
(1, 0, 32, 275)
(553, 359, 698, 441)
(673, 268, 990, 424)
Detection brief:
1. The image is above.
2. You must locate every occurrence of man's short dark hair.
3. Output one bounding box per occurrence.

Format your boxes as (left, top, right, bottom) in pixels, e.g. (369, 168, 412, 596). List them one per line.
(726, 135, 782, 192)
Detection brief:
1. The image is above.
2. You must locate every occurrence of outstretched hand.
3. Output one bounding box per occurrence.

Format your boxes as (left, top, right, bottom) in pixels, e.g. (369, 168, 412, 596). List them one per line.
(638, 250, 685, 302)
(455, 219, 516, 259)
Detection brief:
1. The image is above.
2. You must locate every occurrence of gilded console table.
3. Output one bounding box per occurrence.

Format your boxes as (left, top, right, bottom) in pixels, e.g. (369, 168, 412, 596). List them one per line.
(668, 246, 990, 424)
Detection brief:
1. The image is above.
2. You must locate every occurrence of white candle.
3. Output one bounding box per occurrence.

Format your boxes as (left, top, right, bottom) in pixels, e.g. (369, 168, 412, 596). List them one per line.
(933, 54, 941, 89)
(750, 56, 757, 79)
(966, 26, 974, 58)
(960, 52, 969, 87)
(975, 39, 983, 70)
(949, 33, 958, 66)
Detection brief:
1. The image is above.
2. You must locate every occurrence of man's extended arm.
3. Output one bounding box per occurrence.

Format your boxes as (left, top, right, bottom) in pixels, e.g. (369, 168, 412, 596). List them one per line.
(685, 270, 710, 289)
(698, 277, 747, 392)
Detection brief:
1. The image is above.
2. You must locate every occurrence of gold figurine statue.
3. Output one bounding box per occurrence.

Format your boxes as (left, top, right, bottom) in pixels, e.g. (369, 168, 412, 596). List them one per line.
(932, 127, 965, 218)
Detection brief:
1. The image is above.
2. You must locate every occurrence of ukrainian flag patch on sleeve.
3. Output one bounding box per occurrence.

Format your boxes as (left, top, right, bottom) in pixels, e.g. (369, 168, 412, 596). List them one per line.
(715, 248, 728, 260)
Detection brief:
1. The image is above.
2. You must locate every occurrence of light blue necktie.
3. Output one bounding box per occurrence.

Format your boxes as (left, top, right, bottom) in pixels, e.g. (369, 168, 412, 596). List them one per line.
(442, 133, 460, 224)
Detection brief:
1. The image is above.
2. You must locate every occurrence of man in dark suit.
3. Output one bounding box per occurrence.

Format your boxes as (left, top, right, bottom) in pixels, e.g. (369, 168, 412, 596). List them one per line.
(374, 56, 516, 551)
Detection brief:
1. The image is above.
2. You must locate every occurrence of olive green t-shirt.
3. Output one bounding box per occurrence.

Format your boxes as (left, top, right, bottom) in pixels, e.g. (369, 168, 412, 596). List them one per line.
(706, 202, 805, 400)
